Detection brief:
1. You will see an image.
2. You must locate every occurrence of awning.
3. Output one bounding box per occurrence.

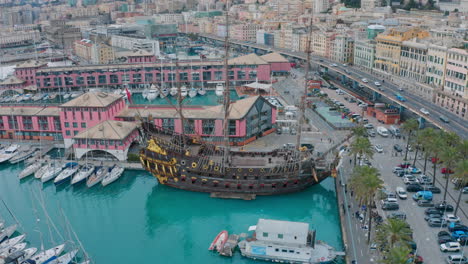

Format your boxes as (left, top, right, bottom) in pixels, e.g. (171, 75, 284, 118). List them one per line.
(243, 81, 271, 91)
(248, 225, 257, 231)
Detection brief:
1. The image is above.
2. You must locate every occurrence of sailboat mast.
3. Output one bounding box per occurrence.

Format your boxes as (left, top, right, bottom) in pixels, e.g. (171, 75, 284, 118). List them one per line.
(295, 15, 314, 151)
(222, 0, 231, 168)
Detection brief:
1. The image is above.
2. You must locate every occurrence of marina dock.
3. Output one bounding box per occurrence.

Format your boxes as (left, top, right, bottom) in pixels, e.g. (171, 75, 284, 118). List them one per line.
(50, 159, 145, 170)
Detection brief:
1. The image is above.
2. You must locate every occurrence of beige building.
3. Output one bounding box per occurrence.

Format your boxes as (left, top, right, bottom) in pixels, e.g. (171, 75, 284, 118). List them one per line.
(74, 39, 115, 64)
(353, 39, 376, 71)
(311, 30, 336, 58)
(332, 35, 354, 63)
(399, 40, 428, 84)
(426, 44, 448, 89)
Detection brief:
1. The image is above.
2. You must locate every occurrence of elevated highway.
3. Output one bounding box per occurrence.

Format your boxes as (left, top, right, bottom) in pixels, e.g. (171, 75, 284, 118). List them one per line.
(198, 33, 468, 139)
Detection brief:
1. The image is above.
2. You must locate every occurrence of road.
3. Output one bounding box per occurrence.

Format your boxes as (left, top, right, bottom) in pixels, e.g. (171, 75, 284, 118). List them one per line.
(197, 34, 468, 139)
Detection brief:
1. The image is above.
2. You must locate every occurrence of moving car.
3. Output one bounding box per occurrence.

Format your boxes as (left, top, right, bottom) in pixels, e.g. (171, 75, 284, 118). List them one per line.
(396, 187, 407, 199)
(394, 144, 403, 152)
(374, 145, 383, 153)
(420, 108, 430, 115)
(331, 63, 338, 67)
(374, 81, 381, 86)
(440, 115, 450, 123)
(362, 78, 368, 83)
(440, 242, 461, 252)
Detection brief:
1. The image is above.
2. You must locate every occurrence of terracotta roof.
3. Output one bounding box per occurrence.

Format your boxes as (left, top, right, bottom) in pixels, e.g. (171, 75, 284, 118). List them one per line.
(0, 106, 59, 116)
(15, 60, 48, 69)
(74, 120, 137, 140)
(60, 92, 122, 108)
(0, 76, 25, 85)
(228, 53, 268, 65)
(260, 52, 289, 63)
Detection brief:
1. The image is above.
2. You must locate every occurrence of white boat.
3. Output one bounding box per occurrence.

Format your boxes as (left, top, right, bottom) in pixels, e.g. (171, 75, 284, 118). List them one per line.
(35, 164, 51, 179)
(10, 149, 36, 164)
(0, 235, 26, 252)
(142, 89, 149, 99)
(23, 94, 32, 101)
(0, 242, 27, 257)
(54, 162, 79, 185)
(48, 249, 78, 264)
(71, 164, 95, 185)
(49, 93, 58, 100)
(41, 94, 49, 100)
(146, 87, 159, 101)
(63, 93, 71, 99)
(198, 87, 206, 96)
(160, 88, 169, 98)
(70, 92, 82, 98)
(19, 162, 43, 179)
(188, 87, 197, 98)
(15, 95, 24, 103)
(40, 164, 63, 183)
(0, 227, 20, 248)
(32, 94, 43, 101)
(215, 83, 224, 97)
(25, 244, 65, 264)
(78, 261, 90, 264)
(180, 85, 188, 97)
(170, 87, 178, 97)
(0, 145, 20, 163)
(8, 247, 38, 263)
(102, 166, 124, 186)
(86, 166, 108, 188)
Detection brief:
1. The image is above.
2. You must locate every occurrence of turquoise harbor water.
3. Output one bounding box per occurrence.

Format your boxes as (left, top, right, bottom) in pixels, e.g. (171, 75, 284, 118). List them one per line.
(0, 163, 343, 264)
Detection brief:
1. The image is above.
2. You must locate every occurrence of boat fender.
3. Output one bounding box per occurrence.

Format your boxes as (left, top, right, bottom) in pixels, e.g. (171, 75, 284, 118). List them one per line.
(192, 162, 197, 168)
(238, 168, 242, 172)
(203, 165, 209, 170)
(181, 160, 186, 165)
(214, 166, 219, 171)
(260, 168, 265, 172)
(248, 168, 253, 172)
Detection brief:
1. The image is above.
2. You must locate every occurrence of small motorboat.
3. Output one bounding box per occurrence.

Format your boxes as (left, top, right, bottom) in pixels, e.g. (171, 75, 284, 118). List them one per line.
(0, 228, 20, 247)
(102, 166, 124, 186)
(19, 162, 43, 179)
(47, 249, 78, 264)
(72, 164, 95, 185)
(188, 87, 197, 98)
(15, 95, 24, 103)
(0, 236, 26, 256)
(5, 247, 38, 264)
(215, 83, 224, 97)
(0, 242, 27, 257)
(22, 94, 32, 101)
(198, 87, 206, 96)
(23, 244, 65, 264)
(170, 87, 178, 97)
(160, 88, 169, 98)
(40, 164, 63, 183)
(86, 166, 108, 188)
(180, 85, 188, 97)
(0, 145, 20, 163)
(54, 162, 79, 185)
(208, 230, 228, 252)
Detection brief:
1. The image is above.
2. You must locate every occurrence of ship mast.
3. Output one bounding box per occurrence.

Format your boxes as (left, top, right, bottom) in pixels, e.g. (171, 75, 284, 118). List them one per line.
(222, 0, 231, 170)
(295, 14, 314, 160)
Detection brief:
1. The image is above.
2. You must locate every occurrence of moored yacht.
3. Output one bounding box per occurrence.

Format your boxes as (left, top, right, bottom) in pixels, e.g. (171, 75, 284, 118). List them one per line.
(0, 235, 26, 253)
(40, 163, 63, 183)
(86, 166, 108, 187)
(198, 87, 206, 96)
(71, 164, 95, 185)
(0, 242, 27, 257)
(188, 87, 197, 98)
(0, 145, 20, 163)
(54, 162, 79, 185)
(147, 86, 159, 101)
(48, 249, 78, 264)
(23, 244, 65, 264)
(215, 83, 224, 97)
(180, 85, 188, 97)
(102, 166, 124, 186)
(0, 225, 17, 243)
(160, 88, 169, 98)
(19, 162, 43, 179)
(170, 87, 178, 97)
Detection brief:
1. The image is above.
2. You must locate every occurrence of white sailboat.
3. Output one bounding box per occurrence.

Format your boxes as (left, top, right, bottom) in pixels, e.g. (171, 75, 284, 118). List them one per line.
(25, 244, 65, 264)
(40, 162, 63, 183)
(170, 87, 178, 97)
(160, 88, 169, 98)
(19, 162, 43, 179)
(70, 92, 82, 98)
(0, 235, 26, 252)
(180, 85, 188, 97)
(71, 164, 95, 185)
(35, 163, 51, 179)
(0, 242, 26, 257)
(54, 162, 79, 185)
(10, 148, 36, 164)
(32, 94, 43, 101)
(188, 87, 197, 98)
(48, 249, 78, 264)
(86, 166, 108, 187)
(198, 87, 206, 96)
(147, 84, 159, 101)
(0, 145, 20, 163)
(7, 247, 38, 263)
(142, 89, 149, 99)
(0, 225, 19, 246)
(215, 83, 224, 97)
(102, 166, 124, 186)
(63, 93, 71, 99)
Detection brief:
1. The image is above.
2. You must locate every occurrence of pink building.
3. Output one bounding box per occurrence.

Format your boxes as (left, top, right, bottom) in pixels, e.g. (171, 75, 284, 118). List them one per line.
(0, 76, 26, 91)
(260, 53, 292, 75)
(127, 50, 157, 63)
(0, 106, 62, 141)
(14, 60, 48, 86)
(73, 120, 139, 161)
(116, 96, 277, 146)
(59, 92, 126, 148)
(23, 53, 273, 90)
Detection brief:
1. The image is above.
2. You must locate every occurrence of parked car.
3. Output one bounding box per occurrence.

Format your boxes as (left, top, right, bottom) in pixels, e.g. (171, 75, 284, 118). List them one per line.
(435, 202, 455, 212)
(440, 242, 461, 252)
(451, 231, 467, 240)
(439, 236, 455, 245)
(399, 162, 411, 168)
(417, 175, 432, 185)
(439, 231, 451, 238)
(396, 187, 407, 199)
(428, 218, 448, 227)
(420, 108, 430, 115)
(403, 175, 417, 185)
(446, 255, 468, 264)
(331, 63, 338, 67)
(374, 144, 383, 153)
(425, 213, 443, 221)
(426, 208, 443, 215)
(408, 167, 422, 174)
(389, 212, 407, 220)
(418, 200, 434, 207)
(367, 129, 376, 137)
(442, 168, 455, 174)
(393, 167, 404, 174)
(449, 223, 468, 232)
(382, 202, 399, 210)
(427, 186, 442, 194)
(394, 144, 403, 152)
(463, 187, 468, 194)
(457, 236, 468, 246)
(413, 191, 433, 201)
(364, 124, 374, 129)
(407, 184, 423, 192)
(444, 214, 461, 223)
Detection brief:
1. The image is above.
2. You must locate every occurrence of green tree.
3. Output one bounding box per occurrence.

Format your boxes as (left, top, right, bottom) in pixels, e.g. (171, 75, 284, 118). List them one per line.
(401, 119, 418, 162)
(382, 246, 411, 264)
(444, 132, 460, 147)
(428, 132, 446, 186)
(442, 146, 460, 202)
(453, 160, 468, 216)
(352, 125, 367, 138)
(349, 166, 383, 243)
(376, 218, 412, 249)
(411, 129, 424, 167)
(350, 137, 374, 166)
(419, 128, 436, 174)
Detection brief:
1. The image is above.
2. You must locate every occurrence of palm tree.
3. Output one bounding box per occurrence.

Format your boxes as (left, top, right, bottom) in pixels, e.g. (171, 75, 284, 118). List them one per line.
(411, 129, 424, 167)
(419, 128, 436, 174)
(352, 125, 367, 138)
(382, 245, 411, 264)
(350, 137, 374, 166)
(377, 218, 412, 248)
(453, 160, 468, 216)
(349, 165, 383, 243)
(429, 133, 446, 186)
(444, 132, 461, 147)
(442, 146, 460, 202)
(401, 119, 418, 162)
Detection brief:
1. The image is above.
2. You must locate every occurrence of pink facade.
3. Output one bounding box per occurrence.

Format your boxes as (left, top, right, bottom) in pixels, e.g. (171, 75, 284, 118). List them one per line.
(14, 63, 47, 86)
(128, 55, 157, 63)
(73, 129, 139, 150)
(60, 98, 125, 142)
(269, 62, 292, 73)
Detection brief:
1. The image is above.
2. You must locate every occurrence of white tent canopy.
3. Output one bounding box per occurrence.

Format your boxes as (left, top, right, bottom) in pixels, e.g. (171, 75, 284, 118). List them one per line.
(244, 81, 271, 91)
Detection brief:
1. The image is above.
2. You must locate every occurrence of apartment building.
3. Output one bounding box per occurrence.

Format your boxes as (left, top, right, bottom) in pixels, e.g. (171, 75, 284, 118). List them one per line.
(0, 30, 40, 48)
(426, 44, 448, 88)
(232, 23, 263, 42)
(311, 31, 336, 58)
(110, 35, 160, 56)
(354, 39, 376, 71)
(332, 35, 354, 63)
(74, 39, 115, 64)
(399, 40, 428, 84)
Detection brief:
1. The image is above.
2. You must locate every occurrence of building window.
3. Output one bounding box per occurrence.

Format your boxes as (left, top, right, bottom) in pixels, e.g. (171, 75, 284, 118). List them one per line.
(228, 71, 235, 80)
(122, 74, 130, 82)
(73, 122, 78, 128)
(179, 72, 188, 81)
(278, 234, 283, 239)
(203, 71, 211, 81)
(64, 122, 69, 128)
(65, 77, 73, 86)
(76, 76, 84, 85)
(168, 73, 175, 81)
(38, 116, 49, 130)
(54, 77, 62, 86)
(81, 123, 86, 128)
(74, 131, 78, 135)
(133, 74, 142, 82)
(183, 119, 195, 134)
(202, 119, 215, 135)
(215, 71, 223, 80)
(53, 117, 61, 131)
(145, 73, 153, 83)
(87, 76, 95, 85)
(229, 120, 236, 135)
(98, 75, 107, 84)
(66, 130, 71, 136)
(237, 71, 245, 79)
(262, 232, 268, 237)
(192, 72, 200, 81)
(110, 75, 118, 84)
(249, 71, 257, 79)
(162, 118, 174, 131)
(22, 116, 33, 130)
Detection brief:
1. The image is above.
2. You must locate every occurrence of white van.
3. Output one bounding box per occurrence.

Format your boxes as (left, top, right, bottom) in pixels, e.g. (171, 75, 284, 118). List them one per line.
(376, 126, 389, 137)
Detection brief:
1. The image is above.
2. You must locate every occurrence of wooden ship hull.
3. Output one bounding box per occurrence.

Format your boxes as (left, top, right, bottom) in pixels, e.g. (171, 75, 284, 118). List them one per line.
(139, 125, 332, 196)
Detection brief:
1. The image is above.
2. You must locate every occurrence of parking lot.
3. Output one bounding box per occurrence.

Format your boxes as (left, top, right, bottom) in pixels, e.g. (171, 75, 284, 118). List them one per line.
(329, 83, 468, 264)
